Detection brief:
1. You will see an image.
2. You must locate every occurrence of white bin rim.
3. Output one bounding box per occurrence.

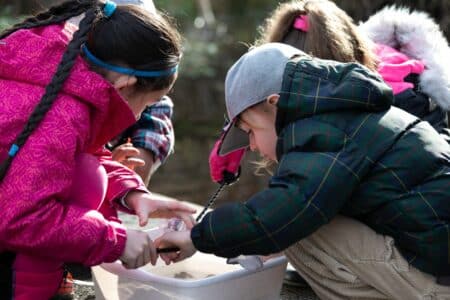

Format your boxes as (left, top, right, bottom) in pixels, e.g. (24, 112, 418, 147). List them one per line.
(100, 255, 287, 288)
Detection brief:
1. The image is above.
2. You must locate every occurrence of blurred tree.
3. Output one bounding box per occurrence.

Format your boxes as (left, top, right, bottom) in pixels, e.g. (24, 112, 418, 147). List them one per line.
(197, 0, 215, 27)
(0, 0, 61, 14)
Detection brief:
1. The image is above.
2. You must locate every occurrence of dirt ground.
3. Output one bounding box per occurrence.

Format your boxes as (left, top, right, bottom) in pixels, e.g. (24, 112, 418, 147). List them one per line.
(74, 284, 95, 300)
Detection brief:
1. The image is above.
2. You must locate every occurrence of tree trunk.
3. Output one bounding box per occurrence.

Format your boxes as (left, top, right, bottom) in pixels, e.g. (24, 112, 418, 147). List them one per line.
(197, 0, 215, 26)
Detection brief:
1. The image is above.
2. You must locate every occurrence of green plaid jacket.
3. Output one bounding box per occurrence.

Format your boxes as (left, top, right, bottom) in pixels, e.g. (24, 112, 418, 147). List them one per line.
(191, 56, 450, 277)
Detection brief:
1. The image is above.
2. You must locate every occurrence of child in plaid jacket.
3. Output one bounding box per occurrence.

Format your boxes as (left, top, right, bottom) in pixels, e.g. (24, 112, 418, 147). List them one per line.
(158, 43, 450, 299)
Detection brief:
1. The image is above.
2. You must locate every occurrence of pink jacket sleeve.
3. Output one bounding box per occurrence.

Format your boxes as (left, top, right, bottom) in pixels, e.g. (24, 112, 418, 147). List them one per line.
(0, 100, 128, 266)
(95, 147, 149, 212)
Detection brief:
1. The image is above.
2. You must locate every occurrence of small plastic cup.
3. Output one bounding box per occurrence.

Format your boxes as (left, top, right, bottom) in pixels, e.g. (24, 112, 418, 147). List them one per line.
(145, 218, 186, 240)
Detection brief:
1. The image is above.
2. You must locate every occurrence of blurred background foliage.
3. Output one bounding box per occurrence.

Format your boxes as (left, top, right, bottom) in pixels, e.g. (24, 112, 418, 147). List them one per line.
(0, 0, 449, 205)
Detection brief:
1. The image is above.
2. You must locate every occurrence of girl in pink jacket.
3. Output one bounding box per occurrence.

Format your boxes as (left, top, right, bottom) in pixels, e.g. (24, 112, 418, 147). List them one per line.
(0, 1, 195, 299)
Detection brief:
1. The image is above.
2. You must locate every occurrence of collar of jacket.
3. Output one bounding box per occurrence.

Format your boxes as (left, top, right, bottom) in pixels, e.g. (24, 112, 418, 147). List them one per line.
(275, 55, 393, 135)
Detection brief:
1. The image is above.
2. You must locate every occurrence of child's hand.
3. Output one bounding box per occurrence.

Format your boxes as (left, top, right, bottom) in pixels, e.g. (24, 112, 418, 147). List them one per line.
(156, 230, 197, 264)
(120, 228, 157, 269)
(125, 191, 196, 228)
(112, 141, 145, 170)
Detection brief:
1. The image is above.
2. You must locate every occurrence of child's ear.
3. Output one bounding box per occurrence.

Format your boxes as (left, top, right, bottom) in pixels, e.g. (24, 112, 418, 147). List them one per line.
(266, 94, 280, 106)
(112, 74, 138, 91)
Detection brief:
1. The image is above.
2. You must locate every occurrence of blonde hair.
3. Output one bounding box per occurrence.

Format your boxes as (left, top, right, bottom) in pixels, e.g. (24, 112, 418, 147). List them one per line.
(257, 0, 378, 71)
(252, 158, 276, 176)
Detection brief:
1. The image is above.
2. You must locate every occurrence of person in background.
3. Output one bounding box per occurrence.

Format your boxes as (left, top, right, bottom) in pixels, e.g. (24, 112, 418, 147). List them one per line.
(257, 0, 450, 134)
(108, 96, 175, 185)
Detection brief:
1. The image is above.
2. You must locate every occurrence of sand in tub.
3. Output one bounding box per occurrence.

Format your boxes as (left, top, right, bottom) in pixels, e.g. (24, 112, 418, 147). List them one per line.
(140, 252, 242, 280)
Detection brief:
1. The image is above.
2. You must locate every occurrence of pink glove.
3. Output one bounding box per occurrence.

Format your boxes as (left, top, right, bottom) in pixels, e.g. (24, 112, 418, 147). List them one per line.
(209, 137, 246, 184)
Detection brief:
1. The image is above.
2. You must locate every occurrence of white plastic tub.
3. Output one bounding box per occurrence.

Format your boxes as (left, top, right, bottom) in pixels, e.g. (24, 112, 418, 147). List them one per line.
(93, 253, 287, 300)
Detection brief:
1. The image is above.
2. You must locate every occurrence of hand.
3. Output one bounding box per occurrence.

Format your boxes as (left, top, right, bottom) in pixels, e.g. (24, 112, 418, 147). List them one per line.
(209, 135, 245, 183)
(125, 191, 196, 228)
(156, 230, 196, 264)
(120, 229, 157, 269)
(112, 141, 145, 170)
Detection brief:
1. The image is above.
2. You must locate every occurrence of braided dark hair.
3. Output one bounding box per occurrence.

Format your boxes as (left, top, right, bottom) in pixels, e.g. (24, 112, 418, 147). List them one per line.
(0, 0, 182, 181)
(0, 1, 99, 181)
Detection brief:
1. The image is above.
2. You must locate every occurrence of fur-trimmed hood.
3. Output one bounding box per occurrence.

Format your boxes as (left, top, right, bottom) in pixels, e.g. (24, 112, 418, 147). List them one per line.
(360, 6, 450, 111)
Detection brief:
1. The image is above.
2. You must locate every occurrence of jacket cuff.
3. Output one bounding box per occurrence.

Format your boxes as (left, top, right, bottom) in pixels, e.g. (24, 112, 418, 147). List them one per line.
(108, 179, 147, 203)
(190, 217, 217, 254)
(114, 187, 149, 214)
(104, 221, 127, 263)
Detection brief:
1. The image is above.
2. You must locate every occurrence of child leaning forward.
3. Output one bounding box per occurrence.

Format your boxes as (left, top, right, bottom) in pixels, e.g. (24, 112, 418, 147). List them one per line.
(158, 43, 450, 299)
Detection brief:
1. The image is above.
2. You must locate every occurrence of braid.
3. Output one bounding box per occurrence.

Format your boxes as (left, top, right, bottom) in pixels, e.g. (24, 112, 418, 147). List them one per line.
(0, 5, 100, 181)
(0, 0, 94, 40)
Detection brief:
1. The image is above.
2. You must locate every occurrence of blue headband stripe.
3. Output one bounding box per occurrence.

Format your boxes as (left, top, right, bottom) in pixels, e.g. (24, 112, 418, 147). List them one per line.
(103, 1, 117, 18)
(82, 45, 178, 77)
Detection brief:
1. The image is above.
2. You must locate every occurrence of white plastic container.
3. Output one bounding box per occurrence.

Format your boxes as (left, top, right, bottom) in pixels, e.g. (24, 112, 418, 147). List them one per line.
(93, 253, 287, 300)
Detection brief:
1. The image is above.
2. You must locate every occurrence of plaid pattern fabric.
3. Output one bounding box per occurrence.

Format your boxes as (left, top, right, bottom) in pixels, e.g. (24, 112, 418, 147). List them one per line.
(191, 57, 450, 277)
(395, 74, 449, 133)
(109, 96, 174, 163)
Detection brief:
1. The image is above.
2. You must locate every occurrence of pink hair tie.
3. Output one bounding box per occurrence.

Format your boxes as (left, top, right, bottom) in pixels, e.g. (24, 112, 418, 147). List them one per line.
(293, 15, 309, 32)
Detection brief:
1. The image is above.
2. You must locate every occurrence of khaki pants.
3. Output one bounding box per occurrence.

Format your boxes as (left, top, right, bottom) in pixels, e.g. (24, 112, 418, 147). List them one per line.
(284, 216, 450, 300)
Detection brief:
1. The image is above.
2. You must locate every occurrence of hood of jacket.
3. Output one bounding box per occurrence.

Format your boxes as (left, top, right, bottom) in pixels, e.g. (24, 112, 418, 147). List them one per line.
(275, 55, 393, 133)
(359, 6, 450, 111)
(0, 23, 136, 151)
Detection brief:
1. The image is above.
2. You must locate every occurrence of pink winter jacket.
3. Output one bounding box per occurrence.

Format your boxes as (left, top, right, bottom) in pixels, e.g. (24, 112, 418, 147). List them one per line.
(0, 24, 146, 266)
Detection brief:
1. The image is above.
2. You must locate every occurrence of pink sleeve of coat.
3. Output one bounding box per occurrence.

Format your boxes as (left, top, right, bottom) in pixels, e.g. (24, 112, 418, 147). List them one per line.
(95, 147, 149, 212)
(0, 101, 126, 266)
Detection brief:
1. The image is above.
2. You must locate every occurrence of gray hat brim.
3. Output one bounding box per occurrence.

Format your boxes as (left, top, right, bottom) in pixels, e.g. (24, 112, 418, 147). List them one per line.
(218, 121, 249, 155)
